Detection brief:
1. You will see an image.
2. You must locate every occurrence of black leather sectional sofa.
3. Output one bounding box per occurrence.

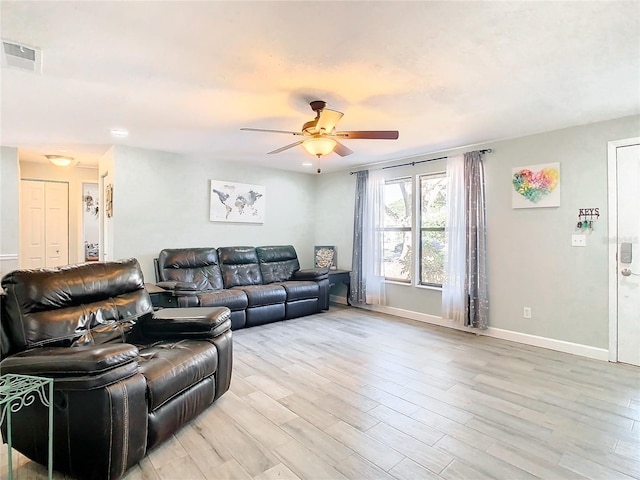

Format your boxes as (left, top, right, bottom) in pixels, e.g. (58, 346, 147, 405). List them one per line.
(153, 245, 330, 330)
(0, 259, 233, 480)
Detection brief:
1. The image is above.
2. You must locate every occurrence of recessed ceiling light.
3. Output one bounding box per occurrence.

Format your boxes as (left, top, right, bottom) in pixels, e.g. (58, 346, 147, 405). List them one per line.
(302, 162, 313, 166)
(110, 128, 128, 138)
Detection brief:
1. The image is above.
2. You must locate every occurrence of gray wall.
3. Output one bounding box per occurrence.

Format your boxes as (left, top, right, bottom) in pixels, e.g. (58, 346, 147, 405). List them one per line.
(316, 115, 640, 349)
(0, 147, 19, 256)
(105, 146, 318, 282)
(3, 115, 638, 350)
(483, 118, 637, 349)
(314, 171, 357, 270)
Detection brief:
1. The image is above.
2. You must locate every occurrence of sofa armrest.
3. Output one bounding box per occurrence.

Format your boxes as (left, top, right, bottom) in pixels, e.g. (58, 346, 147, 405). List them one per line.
(143, 307, 231, 339)
(154, 281, 201, 293)
(293, 267, 329, 281)
(153, 281, 177, 290)
(0, 344, 140, 389)
(1, 345, 147, 479)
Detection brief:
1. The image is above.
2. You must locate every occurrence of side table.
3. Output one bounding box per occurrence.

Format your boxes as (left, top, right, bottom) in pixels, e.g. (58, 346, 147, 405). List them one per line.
(0, 374, 53, 480)
(328, 269, 351, 306)
(145, 283, 178, 309)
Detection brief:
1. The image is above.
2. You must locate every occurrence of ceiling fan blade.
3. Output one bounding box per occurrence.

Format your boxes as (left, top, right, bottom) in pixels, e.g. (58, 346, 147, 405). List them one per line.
(241, 127, 302, 136)
(334, 130, 399, 140)
(315, 109, 344, 134)
(268, 140, 304, 154)
(333, 141, 354, 157)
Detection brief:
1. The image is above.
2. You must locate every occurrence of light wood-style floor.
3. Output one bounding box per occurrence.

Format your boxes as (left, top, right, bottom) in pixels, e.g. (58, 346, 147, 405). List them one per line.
(3, 305, 639, 480)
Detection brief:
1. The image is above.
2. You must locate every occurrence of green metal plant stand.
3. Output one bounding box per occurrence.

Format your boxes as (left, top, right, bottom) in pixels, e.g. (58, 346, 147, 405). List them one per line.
(0, 374, 53, 480)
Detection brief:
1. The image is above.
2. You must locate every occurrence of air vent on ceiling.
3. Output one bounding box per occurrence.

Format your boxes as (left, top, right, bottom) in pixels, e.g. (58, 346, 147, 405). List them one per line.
(2, 40, 42, 74)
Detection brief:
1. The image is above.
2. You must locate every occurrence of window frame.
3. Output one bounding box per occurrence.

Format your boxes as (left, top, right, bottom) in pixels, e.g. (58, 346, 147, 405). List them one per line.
(418, 172, 447, 288)
(380, 169, 447, 288)
(382, 176, 413, 284)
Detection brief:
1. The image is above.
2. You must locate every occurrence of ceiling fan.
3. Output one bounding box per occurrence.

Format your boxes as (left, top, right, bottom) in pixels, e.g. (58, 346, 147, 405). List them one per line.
(241, 100, 399, 158)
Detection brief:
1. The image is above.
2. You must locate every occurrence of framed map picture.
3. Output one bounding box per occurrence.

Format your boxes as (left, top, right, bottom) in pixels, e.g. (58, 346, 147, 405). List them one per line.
(210, 180, 265, 223)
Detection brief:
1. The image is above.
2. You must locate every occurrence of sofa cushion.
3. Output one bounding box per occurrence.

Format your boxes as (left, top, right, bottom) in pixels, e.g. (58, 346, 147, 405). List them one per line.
(232, 284, 287, 307)
(256, 245, 300, 283)
(1, 259, 152, 350)
(157, 248, 224, 291)
(196, 289, 248, 311)
(278, 280, 320, 301)
(136, 339, 218, 411)
(218, 247, 263, 287)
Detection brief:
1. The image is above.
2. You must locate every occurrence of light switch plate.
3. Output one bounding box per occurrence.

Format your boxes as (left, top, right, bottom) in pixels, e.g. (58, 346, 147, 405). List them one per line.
(572, 234, 587, 247)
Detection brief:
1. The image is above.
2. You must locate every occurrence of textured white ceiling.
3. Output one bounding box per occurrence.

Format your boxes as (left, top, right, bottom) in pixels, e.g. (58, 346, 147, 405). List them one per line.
(1, 1, 638, 173)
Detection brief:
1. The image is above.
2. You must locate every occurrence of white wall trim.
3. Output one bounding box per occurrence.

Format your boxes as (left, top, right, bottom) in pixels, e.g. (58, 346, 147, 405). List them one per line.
(607, 137, 640, 363)
(330, 297, 609, 361)
(608, 140, 619, 362)
(0, 253, 19, 277)
(486, 327, 609, 361)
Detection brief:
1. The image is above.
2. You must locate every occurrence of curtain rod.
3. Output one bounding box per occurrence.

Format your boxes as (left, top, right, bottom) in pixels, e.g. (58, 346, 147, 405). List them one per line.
(349, 149, 492, 175)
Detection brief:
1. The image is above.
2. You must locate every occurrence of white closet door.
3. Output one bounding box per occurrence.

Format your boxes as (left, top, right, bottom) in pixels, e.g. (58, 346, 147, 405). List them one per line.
(20, 180, 69, 269)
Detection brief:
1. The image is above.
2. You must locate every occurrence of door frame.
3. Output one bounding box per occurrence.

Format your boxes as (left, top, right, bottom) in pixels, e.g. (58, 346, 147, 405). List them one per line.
(99, 170, 109, 261)
(607, 137, 640, 362)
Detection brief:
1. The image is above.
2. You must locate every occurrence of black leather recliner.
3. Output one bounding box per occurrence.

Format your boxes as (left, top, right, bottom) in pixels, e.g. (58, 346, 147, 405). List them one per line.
(0, 259, 233, 480)
(155, 247, 250, 329)
(154, 245, 330, 329)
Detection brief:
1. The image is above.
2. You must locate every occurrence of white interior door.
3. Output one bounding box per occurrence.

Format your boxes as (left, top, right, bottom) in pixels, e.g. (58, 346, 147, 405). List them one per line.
(44, 182, 69, 267)
(609, 139, 640, 366)
(19, 180, 69, 269)
(20, 180, 46, 268)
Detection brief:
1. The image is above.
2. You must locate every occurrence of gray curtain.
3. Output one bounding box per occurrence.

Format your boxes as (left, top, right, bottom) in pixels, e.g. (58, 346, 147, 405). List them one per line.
(464, 151, 489, 328)
(350, 170, 368, 305)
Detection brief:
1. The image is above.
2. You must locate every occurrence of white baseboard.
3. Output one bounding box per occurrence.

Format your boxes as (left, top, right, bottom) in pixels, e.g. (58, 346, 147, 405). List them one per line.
(0, 253, 18, 278)
(485, 327, 609, 361)
(330, 298, 609, 361)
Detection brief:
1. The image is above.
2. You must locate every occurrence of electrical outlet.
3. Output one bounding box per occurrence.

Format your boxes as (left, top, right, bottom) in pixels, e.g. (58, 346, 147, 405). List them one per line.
(571, 234, 587, 247)
(523, 307, 532, 319)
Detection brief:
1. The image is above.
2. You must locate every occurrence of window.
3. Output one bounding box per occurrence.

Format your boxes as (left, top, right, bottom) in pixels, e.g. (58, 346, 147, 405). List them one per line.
(419, 173, 447, 286)
(382, 172, 447, 286)
(383, 178, 412, 282)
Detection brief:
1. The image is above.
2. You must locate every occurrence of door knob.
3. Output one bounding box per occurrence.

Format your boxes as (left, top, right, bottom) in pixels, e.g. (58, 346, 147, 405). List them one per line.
(620, 268, 639, 277)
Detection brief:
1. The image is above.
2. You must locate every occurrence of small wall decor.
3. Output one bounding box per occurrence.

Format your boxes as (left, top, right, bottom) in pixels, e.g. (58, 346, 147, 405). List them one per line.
(576, 207, 599, 231)
(105, 184, 113, 218)
(314, 245, 337, 269)
(512, 162, 560, 208)
(210, 180, 265, 223)
(83, 189, 99, 217)
(83, 183, 100, 261)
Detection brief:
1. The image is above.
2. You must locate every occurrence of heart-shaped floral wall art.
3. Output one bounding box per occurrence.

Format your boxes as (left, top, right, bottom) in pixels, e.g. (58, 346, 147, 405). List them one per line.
(511, 162, 560, 208)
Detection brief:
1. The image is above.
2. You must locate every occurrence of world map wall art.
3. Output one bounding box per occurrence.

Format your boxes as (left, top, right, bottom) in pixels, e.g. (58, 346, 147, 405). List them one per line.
(511, 162, 560, 208)
(210, 180, 265, 223)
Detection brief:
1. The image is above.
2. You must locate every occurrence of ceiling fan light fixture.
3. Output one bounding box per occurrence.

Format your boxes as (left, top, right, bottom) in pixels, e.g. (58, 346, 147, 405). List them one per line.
(303, 137, 336, 157)
(241, 99, 397, 158)
(46, 154, 74, 167)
